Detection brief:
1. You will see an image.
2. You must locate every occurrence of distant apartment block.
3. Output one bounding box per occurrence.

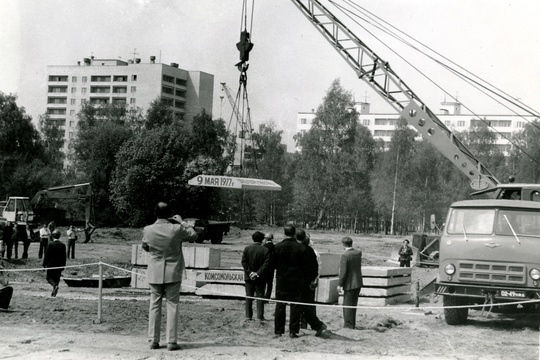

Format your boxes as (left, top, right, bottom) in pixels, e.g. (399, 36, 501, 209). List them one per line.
(297, 101, 537, 153)
(46, 56, 214, 154)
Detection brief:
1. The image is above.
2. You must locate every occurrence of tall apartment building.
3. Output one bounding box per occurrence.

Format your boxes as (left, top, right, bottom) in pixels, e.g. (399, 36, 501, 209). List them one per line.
(297, 101, 537, 153)
(46, 56, 214, 154)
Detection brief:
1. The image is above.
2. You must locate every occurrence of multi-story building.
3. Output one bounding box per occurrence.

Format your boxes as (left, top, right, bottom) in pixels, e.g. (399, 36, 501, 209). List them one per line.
(297, 101, 537, 153)
(46, 56, 214, 154)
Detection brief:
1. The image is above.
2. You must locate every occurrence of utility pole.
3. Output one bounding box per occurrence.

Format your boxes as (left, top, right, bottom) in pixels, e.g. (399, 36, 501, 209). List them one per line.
(390, 146, 400, 235)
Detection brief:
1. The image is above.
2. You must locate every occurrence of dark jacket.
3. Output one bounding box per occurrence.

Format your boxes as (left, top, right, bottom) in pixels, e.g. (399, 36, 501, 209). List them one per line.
(43, 240, 67, 270)
(263, 241, 275, 279)
(241, 242, 270, 282)
(398, 246, 413, 262)
(303, 245, 319, 285)
(273, 237, 306, 292)
(339, 248, 363, 290)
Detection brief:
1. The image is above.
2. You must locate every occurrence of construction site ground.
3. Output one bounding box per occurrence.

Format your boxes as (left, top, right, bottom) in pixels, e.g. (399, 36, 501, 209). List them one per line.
(1, 226, 539, 360)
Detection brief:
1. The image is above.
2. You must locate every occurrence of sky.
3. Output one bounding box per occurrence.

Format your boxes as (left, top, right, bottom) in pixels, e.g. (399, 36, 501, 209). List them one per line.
(1, 0, 540, 151)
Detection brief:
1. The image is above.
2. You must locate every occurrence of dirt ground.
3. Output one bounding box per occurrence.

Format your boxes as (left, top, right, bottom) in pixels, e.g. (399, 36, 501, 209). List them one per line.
(1, 226, 539, 360)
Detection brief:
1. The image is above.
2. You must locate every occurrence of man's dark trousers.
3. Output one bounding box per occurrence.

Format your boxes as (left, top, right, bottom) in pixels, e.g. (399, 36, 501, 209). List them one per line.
(275, 288, 302, 335)
(67, 239, 75, 259)
(245, 280, 265, 319)
(301, 286, 324, 330)
(343, 287, 361, 329)
(39, 238, 48, 259)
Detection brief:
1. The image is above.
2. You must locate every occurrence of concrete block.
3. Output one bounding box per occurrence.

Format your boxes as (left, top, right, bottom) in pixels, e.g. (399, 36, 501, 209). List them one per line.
(362, 266, 412, 278)
(360, 284, 412, 297)
(195, 283, 246, 298)
(130, 267, 201, 293)
(314, 277, 339, 303)
(196, 269, 245, 284)
(363, 275, 411, 287)
(319, 253, 340, 276)
(131, 245, 148, 266)
(131, 267, 148, 289)
(184, 246, 221, 269)
(338, 293, 412, 306)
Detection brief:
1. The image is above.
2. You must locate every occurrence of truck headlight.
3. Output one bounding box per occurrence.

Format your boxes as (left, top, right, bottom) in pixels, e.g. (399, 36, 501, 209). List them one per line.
(444, 264, 456, 275)
(530, 268, 540, 280)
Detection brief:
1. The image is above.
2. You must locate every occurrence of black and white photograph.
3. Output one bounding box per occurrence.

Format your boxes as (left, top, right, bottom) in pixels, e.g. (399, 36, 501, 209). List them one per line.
(1, 1, 540, 359)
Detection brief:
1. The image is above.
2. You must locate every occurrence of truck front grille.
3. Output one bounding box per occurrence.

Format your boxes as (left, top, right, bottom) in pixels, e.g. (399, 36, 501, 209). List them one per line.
(458, 261, 525, 285)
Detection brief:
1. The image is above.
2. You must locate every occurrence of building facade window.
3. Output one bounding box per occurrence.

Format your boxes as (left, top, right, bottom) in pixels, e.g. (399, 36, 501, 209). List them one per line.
(113, 75, 128, 82)
(81, 99, 87, 104)
(131, 75, 137, 81)
(112, 86, 127, 93)
(445, 120, 451, 127)
(176, 78, 187, 87)
(81, 88, 87, 94)
(163, 75, 175, 83)
(162, 86, 174, 95)
(130, 86, 136, 93)
(47, 108, 67, 115)
(70, 110, 76, 116)
(82, 76, 87, 83)
(300, 118, 307, 125)
(71, 87, 77, 94)
(69, 121, 75, 127)
(457, 120, 465, 127)
(90, 86, 110, 93)
(362, 119, 370, 126)
(175, 89, 186, 97)
(174, 100, 185, 109)
(70, 99, 76, 105)
(48, 86, 67, 93)
(72, 76, 77, 82)
(90, 75, 111, 82)
(47, 97, 67, 104)
(130, 98, 136, 104)
(49, 75, 68, 82)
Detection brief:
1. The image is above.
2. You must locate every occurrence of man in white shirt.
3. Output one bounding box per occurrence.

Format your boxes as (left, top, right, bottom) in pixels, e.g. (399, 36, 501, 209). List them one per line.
(38, 224, 51, 260)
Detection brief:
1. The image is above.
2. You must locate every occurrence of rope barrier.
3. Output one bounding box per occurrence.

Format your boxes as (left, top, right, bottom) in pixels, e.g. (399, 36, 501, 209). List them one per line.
(3, 260, 540, 312)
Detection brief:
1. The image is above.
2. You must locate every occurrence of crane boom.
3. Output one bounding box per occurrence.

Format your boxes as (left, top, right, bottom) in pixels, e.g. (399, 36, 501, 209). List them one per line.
(289, 0, 500, 193)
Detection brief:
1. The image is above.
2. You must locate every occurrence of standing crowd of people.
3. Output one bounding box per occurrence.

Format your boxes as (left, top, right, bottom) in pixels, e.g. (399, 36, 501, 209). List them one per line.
(0, 221, 83, 298)
(141, 201, 365, 351)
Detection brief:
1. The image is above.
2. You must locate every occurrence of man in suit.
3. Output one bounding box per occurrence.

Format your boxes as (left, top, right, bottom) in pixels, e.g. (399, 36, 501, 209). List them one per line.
(241, 231, 270, 321)
(142, 202, 198, 351)
(338, 236, 363, 329)
(272, 223, 307, 338)
(296, 229, 327, 336)
(43, 229, 66, 297)
(262, 233, 275, 300)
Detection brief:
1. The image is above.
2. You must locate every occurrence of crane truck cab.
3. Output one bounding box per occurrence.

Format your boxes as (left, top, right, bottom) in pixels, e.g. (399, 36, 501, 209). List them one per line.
(2, 197, 35, 227)
(435, 199, 540, 325)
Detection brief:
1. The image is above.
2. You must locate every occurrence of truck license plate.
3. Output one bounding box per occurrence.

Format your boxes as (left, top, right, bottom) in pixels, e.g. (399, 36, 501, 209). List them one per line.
(500, 290, 526, 298)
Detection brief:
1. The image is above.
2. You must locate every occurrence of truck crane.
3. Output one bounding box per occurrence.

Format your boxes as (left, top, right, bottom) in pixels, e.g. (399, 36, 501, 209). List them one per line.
(31, 183, 96, 243)
(287, 0, 540, 325)
(2, 183, 96, 243)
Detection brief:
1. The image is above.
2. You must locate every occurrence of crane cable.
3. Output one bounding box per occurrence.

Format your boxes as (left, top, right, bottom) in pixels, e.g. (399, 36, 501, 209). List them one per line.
(342, 0, 540, 130)
(329, 0, 540, 167)
(230, 0, 258, 175)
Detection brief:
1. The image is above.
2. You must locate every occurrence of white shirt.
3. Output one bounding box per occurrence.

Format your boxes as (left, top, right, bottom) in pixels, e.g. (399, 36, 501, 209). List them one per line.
(39, 228, 50, 238)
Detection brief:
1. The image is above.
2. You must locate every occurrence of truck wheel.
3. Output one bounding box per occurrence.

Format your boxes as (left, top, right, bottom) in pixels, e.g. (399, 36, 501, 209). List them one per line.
(443, 296, 468, 325)
(211, 234, 223, 244)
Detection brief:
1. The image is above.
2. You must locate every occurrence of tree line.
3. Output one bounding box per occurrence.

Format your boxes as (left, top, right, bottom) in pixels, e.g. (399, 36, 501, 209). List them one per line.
(1, 80, 539, 232)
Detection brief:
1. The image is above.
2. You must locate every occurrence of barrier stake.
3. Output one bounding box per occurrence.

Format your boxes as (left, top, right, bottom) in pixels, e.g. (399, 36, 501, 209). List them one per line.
(415, 280, 420, 308)
(95, 262, 103, 323)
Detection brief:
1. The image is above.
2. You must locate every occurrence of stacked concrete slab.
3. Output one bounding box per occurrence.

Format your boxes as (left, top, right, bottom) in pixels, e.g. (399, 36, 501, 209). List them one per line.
(130, 244, 220, 293)
(338, 266, 412, 306)
(131, 246, 411, 306)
